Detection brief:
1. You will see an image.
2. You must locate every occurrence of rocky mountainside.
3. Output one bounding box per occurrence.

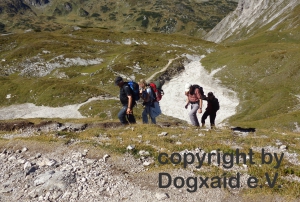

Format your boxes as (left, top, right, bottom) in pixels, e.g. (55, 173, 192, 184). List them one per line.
(0, 0, 238, 36)
(204, 0, 300, 43)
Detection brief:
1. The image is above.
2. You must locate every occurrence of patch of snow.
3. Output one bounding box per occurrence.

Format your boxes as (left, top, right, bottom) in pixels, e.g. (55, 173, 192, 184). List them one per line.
(160, 55, 239, 127)
(0, 96, 118, 120)
(6, 94, 11, 99)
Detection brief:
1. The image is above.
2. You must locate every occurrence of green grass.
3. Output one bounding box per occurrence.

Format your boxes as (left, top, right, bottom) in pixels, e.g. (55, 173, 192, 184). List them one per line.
(202, 25, 300, 130)
(0, 28, 212, 107)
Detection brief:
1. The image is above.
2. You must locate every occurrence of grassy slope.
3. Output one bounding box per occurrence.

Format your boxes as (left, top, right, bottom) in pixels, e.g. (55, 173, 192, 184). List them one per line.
(0, 0, 238, 36)
(0, 28, 213, 107)
(202, 5, 300, 130)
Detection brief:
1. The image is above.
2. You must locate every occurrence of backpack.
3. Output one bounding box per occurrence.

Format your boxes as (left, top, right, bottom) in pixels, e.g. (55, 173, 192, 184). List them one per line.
(149, 82, 164, 102)
(192, 84, 206, 100)
(127, 81, 140, 101)
(213, 98, 220, 111)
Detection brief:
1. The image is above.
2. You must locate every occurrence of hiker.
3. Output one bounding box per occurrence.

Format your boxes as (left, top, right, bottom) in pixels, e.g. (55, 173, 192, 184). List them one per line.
(139, 79, 156, 124)
(201, 92, 220, 129)
(184, 83, 203, 126)
(115, 76, 136, 125)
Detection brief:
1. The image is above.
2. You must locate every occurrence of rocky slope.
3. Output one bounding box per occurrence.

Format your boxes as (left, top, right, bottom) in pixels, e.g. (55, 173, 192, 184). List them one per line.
(204, 0, 300, 43)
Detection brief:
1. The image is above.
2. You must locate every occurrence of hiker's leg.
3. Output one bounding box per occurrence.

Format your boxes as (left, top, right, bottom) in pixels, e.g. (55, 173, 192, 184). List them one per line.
(118, 105, 129, 124)
(149, 112, 156, 124)
(148, 105, 156, 124)
(189, 103, 200, 126)
(210, 112, 216, 129)
(127, 112, 136, 124)
(201, 111, 209, 126)
(142, 106, 149, 124)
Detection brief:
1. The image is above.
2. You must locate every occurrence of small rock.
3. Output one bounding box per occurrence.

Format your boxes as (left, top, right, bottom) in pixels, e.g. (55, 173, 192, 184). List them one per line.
(22, 147, 28, 153)
(198, 133, 205, 137)
(279, 145, 287, 150)
(210, 150, 217, 154)
(139, 150, 150, 157)
(103, 154, 110, 162)
(0, 188, 13, 193)
(0, 153, 6, 158)
(143, 161, 153, 166)
(126, 145, 135, 151)
(86, 158, 95, 165)
(18, 159, 26, 164)
(34, 171, 55, 186)
(81, 177, 87, 182)
(82, 149, 89, 156)
(28, 189, 38, 198)
(24, 162, 32, 170)
(8, 156, 17, 161)
(52, 190, 63, 200)
(71, 191, 79, 199)
(155, 192, 169, 200)
(35, 153, 42, 158)
(37, 158, 57, 167)
(175, 142, 182, 145)
(158, 132, 168, 137)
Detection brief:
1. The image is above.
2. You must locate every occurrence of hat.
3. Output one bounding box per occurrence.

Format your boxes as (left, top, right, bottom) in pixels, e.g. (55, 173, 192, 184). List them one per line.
(114, 76, 123, 85)
(185, 83, 192, 92)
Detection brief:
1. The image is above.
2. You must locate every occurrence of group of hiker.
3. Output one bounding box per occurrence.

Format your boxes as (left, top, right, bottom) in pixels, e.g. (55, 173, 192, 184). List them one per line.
(115, 76, 219, 129)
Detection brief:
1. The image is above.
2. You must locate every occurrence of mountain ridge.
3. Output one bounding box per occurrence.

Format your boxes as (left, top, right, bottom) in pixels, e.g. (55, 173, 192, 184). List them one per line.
(204, 0, 300, 43)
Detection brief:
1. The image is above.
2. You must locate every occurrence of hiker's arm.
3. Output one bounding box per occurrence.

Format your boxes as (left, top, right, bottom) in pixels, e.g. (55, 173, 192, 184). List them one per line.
(198, 98, 202, 113)
(195, 89, 202, 113)
(185, 96, 189, 109)
(126, 95, 133, 114)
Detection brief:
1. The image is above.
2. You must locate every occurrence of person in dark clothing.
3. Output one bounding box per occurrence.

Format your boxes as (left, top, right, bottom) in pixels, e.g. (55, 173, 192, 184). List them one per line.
(115, 76, 136, 125)
(201, 92, 219, 129)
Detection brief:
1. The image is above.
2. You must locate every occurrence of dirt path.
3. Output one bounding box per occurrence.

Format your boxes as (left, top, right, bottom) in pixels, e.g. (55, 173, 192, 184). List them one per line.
(146, 56, 181, 83)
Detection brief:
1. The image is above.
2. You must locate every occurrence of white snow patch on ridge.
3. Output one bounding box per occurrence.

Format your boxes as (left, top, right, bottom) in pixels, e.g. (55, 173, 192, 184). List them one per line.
(159, 55, 239, 127)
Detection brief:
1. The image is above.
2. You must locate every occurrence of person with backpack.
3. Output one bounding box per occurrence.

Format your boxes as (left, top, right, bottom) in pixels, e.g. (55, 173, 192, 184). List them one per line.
(138, 79, 156, 124)
(115, 76, 136, 125)
(201, 92, 220, 129)
(184, 83, 203, 126)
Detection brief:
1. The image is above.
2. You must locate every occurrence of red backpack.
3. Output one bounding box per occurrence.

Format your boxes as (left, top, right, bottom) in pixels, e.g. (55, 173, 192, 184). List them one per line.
(149, 82, 164, 102)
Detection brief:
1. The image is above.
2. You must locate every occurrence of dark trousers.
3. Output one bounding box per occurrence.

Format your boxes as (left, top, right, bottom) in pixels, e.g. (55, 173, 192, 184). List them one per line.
(118, 105, 136, 125)
(201, 111, 216, 125)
